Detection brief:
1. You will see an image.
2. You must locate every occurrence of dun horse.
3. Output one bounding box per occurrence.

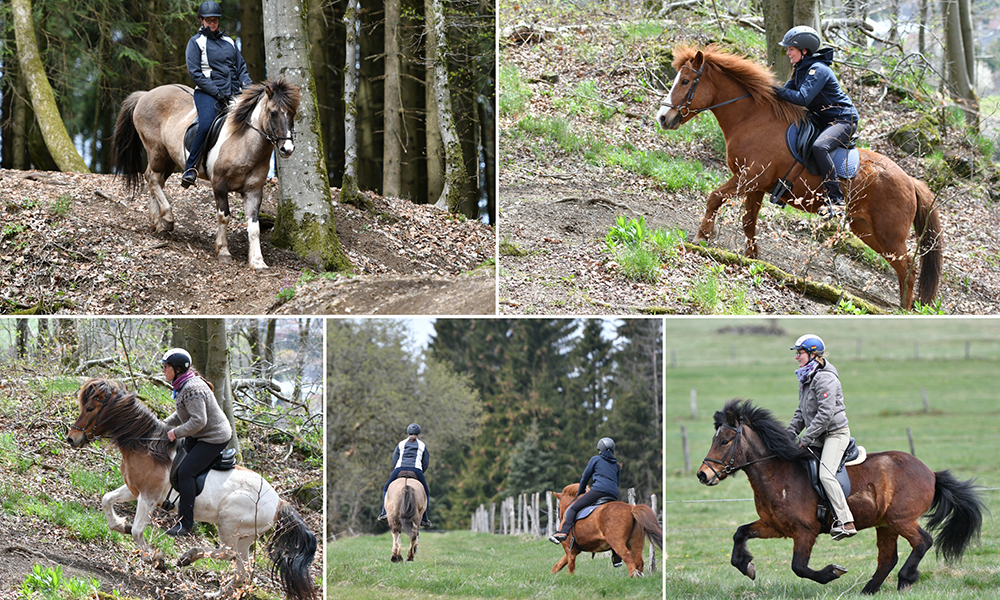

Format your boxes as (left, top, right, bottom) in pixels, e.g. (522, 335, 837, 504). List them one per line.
(656, 46, 942, 309)
(698, 399, 984, 594)
(112, 79, 300, 268)
(66, 378, 318, 600)
(551, 483, 663, 577)
(385, 473, 427, 562)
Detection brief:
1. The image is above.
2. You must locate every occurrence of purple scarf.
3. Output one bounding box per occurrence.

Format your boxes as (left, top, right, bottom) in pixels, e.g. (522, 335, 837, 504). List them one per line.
(795, 360, 819, 384)
(172, 370, 195, 397)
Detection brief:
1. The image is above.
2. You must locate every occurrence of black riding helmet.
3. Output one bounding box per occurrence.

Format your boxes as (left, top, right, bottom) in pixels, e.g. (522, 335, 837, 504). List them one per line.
(779, 25, 821, 55)
(407, 423, 421, 436)
(161, 348, 193, 374)
(197, 1, 223, 18)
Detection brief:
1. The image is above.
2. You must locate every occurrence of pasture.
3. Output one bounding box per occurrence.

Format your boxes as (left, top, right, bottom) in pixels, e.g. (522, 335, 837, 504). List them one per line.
(326, 531, 662, 599)
(665, 318, 1000, 598)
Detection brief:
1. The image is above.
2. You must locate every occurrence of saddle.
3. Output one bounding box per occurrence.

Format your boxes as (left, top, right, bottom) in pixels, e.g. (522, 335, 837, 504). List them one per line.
(575, 495, 615, 521)
(161, 440, 236, 511)
(397, 470, 418, 480)
(786, 115, 860, 179)
(183, 110, 229, 171)
(804, 437, 865, 523)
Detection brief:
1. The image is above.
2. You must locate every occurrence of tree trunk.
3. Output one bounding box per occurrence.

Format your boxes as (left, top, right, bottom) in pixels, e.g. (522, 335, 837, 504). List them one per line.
(943, 0, 978, 129)
(265, 0, 352, 271)
(424, 0, 444, 206)
(16, 319, 30, 359)
(339, 0, 370, 208)
(11, 0, 89, 173)
(294, 318, 310, 405)
(383, 0, 403, 198)
(12, 64, 31, 169)
(763, 0, 795, 81)
(240, 0, 267, 81)
(478, 95, 495, 223)
(307, 0, 334, 179)
(429, 0, 464, 211)
(203, 319, 238, 453)
(919, 0, 928, 57)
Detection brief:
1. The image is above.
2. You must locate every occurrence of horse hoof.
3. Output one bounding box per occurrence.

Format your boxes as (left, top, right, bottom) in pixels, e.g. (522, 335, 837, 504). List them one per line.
(218, 253, 232, 264)
(391, 555, 402, 563)
(177, 549, 199, 567)
(833, 564, 848, 577)
(746, 562, 756, 581)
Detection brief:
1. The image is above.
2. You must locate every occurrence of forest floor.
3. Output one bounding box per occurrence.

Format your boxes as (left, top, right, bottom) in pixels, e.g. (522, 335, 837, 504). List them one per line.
(0, 369, 323, 599)
(498, 3, 1000, 315)
(0, 170, 496, 315)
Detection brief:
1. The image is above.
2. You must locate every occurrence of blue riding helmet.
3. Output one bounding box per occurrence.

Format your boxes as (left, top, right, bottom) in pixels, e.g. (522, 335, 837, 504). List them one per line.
(407, 423, 421, 436)
(791, 334, 825, 354)
(197, 1, 223, 18)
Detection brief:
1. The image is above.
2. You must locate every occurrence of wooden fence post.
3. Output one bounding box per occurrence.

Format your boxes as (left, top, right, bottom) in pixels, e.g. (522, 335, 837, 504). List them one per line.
(921, 387, 929, 413)
(489, 502, 496, 534)
(546, 491, 554, 537)
(690, 388, 697, 419)
(907, 427, 916, 456)
(682, 425, 691, 473)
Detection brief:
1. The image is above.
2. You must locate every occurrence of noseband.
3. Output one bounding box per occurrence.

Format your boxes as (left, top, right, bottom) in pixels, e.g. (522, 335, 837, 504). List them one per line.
(660, 63, 751, 119)
(69, 392, 109, 441)
(701, 421, 775, 484)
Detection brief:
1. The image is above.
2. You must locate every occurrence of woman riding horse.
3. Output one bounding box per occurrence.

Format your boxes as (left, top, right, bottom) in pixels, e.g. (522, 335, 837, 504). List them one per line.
(774, 26, 859, 219)
(161, 348, 232, 536)
(787, 334, 856, 540)
(378, 423, 431, 528)
(181, 1, 252, 188)
(549, 437, 621, 545)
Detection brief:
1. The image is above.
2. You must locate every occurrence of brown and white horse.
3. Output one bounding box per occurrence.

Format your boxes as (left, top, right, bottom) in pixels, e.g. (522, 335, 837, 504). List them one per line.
(385, 474, 427, 562)
(112, 79, 300, 269)
(66, 378, 318, 600)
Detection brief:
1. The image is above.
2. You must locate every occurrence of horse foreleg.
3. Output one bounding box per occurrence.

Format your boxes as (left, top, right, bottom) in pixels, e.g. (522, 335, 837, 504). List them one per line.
(696, 176, 740, 243)
(132, 492, 167, 571)
(895, 525, 932, 591)
(551, 551, 570, 574)
(861, 526, 899, 595)
(391, 529, 403, 563)
(742, 190, 765, 259)
(790, 532, 847, 584)
(146, 171, 175, 233)
(242, 189, 267, 269)
(731, 520, 783, 580)
(101, 484, 134, 535)
(213, 185, 233, 263)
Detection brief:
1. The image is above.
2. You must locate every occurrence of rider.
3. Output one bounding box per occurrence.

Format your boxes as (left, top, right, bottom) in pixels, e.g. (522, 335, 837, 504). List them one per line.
(161, 348, 233, 536)
(774, 26, 859, 219)
(377, 423, 431, 527)
(787, 334, 857, 540)
(181, 1, 252, 188)
(549, 437, 622, 545)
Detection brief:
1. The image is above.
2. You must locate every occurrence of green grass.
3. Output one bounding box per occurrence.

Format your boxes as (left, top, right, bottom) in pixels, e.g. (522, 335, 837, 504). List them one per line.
(656, 111, 727, 157)
(326, 531, 661, 600)
(665, 318, 1000, 597)
(1, 483, 117, 543)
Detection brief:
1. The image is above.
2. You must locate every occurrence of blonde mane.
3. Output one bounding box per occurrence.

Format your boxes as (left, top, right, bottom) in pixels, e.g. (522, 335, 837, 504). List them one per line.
(673, 45, 804, 125)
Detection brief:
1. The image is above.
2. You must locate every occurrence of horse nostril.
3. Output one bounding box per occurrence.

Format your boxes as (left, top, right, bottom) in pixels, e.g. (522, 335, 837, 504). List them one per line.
(697, 471, 707, 484)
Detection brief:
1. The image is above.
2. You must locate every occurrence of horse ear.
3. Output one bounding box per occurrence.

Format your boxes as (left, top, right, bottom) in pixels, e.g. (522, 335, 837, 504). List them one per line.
(265, 82, 275, 99)
(692, 51, 705, 70)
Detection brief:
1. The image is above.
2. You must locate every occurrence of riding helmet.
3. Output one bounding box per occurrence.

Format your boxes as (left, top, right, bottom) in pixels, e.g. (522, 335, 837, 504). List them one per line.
(598, 437, 616, 453)
(779, 25, 821, 54)
(161, 348, 193, 371)
(791, 334, 825, 354)
(407, 423, 421, 436)
(197, 1, 223, 18)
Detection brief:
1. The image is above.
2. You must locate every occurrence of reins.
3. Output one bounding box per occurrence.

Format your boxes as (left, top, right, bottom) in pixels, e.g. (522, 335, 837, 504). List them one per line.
(701, 421, 776, 485)
(660, 63, 751, 118)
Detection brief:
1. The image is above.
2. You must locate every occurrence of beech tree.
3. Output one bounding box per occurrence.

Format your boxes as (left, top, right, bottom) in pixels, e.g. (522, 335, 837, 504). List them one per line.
(942, 0, 978, 129)
(429, 0, 466, 211)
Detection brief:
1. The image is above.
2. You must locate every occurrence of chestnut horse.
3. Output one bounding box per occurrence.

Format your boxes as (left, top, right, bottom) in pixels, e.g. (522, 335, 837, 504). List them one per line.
(656, 46, 942, 309)
(66, 378, 318, 600)
(551, 483, 662, 577)
(385, 474, 427, 562)
(112, 79, 300, 269)
(698, 399, 984, 594)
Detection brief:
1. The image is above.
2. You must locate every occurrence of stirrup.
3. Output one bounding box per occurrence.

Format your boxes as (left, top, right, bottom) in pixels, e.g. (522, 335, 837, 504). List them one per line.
(180, 168, 198, 188)
(166, 521, 193, 537)
(831, 521, 857, 540)
(548, 533, 567, 544)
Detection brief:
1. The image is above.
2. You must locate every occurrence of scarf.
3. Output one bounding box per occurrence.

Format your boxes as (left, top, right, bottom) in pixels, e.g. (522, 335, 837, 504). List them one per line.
(172, 370, 196, 398)
(795, 359, 819, 384)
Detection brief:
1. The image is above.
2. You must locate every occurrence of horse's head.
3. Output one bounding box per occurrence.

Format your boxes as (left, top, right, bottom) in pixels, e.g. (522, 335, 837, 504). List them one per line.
(67, 378, 115, 448)
(656, 47, 712, 130)
(262, 78, 301, 158)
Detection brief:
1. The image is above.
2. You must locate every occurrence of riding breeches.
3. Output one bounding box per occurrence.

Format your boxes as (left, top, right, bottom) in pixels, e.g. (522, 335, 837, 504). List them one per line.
(812, 120, 856, 202)
(184, 89, 219, 172)
(382, 467, 430, 520)
(557, 488, 612, 535)
(176, 438, 229, 523)
(819, 426, 854, 525)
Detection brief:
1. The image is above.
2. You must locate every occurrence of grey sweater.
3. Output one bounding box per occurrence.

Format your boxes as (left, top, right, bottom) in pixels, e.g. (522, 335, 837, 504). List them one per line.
(165, 376, 232, 445)
(788, 359, 849, 447)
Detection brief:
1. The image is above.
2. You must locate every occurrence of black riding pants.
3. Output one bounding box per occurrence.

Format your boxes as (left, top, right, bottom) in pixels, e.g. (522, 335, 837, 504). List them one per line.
(812, 120, 857, 202)
(558, 488, 614, 535)
(176, 438, 229, 524)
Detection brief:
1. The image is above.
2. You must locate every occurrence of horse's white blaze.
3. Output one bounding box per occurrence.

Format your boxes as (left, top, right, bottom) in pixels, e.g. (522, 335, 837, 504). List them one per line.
(279, 109, 294, 156)
(655, 71, 683, 124)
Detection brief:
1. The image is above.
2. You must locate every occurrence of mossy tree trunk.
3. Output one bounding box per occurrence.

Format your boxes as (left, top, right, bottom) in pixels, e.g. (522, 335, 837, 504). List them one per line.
(339, 0, 370, 209)
(383, 0, 403, 198)
(424, 0, 444, 207)
(429, 0, 465, 212)
(12, 0, 89, 173)
(264, 0, 352, 272)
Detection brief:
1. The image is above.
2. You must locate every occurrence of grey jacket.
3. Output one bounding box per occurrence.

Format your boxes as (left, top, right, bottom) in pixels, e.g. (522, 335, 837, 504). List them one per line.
(788, 359, 849, 447)
(165, 376, 232, 445)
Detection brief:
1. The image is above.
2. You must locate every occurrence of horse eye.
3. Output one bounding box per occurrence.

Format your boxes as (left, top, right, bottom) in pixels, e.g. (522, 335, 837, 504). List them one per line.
(86, 405, 95, 412)
(682, 79, 689, 85)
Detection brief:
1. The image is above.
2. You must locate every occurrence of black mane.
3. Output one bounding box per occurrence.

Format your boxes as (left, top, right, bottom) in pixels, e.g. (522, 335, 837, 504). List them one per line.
(82, 378, 172, 466)
(713, 398, 807, 462)
(232, 78, 301, 130)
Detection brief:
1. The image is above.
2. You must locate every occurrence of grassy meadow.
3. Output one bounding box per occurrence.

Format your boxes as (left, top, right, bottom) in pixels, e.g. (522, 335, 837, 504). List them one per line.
(664, 318, 1000, 598)
(326, 531, 663, 599)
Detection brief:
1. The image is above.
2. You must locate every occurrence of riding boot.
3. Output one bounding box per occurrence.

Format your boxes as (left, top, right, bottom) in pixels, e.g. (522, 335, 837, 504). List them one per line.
(168, 495, 195, 536)
(611, 550, 623, 568)
(818, 179, 846, 220)
(420, 510, 431, 528)
(181, 168, 198, 188)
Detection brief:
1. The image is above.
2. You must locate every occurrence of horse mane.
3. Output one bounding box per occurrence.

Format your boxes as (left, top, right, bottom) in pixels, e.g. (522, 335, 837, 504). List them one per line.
(79, 378, 172, 466)
(714, 398, 806, 462)
(232, 78, 301, 132)
(673, 45, 805, 125)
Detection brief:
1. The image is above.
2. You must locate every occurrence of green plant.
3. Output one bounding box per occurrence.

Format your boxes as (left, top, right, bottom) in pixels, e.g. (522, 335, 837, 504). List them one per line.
(50, 195, 73, 217)
(748, 262, 767, 287)
(275, 286, 296, 303)
(837, 298, 868, 315)
(649, 227, 685, 260)
(605, 215, 647, 250)
(913, 298, 946, 315)
(499, 63, 532, 116)
(20, 564, 100, 600)
(3, 223, 26, 239)
(614, 244, 661, 283)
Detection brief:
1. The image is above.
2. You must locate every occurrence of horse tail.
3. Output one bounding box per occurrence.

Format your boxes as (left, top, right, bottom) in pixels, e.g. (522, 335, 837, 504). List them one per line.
(112, 91, 146, 199)
(630, 504, 663, 549)
(268, 500, 319, 600)
(912, 177, 943, 305)
(926, 470, 985, 563)
(399, 484, 419, 538)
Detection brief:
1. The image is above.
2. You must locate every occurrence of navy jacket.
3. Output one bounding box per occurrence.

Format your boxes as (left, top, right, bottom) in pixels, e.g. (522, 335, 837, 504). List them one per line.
(578, 449, 621, 498)
(185, 27, 252, 100)
(392, 438, 429, 472)
(776, 48, 858, 126)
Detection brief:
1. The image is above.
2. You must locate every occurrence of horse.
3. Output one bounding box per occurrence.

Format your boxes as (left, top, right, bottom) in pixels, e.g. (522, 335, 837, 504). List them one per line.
(66, 378, 318, 600)
(550, 483, 663, 577)
(385, 473, 427, 562)
(698, 399, 984, 594)
(111, 79, 301, 269)
(655, 46, 942, 310)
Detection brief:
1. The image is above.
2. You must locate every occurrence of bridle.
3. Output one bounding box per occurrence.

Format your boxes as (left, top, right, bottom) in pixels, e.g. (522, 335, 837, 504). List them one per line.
(246, 98, 294, 147)
(660, 62, 751, 119)
(69, 392, 108, 442)
(701, 421, 775, 485)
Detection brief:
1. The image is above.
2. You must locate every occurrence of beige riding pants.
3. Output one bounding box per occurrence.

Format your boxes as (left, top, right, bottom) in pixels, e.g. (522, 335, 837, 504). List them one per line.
(819, 426, 854, 525)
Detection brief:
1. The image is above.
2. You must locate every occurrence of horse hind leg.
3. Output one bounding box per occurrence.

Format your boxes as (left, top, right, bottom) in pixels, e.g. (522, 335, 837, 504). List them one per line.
(861, 526, 899, 595)
(896, 526, 932, 591)
(407, 529, 419, 561)
(146, 170, 175, 233)
(391, 529, 403, 563)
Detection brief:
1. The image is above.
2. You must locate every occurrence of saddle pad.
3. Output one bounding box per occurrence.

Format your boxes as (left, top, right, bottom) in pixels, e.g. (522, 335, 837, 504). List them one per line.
(575, 496, 615, 521)
(785, 122, 860, 180)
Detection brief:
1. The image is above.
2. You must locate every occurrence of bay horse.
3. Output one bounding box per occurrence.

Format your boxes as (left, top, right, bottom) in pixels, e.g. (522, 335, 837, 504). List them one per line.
(112, 79, 300, 269)
(66, 378, 318, 600)
(698, 399, 984, 594)
(385, 474, 427, 562)
(656, 46, 942, 309)
(550, 483, 663, 577)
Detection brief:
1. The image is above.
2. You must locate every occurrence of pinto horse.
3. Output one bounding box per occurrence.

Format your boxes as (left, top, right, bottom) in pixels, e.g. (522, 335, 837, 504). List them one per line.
(656, 46, 942, 309)
(385, 474, 427, 562)
(698, 399, 984, 594)
(112, 79, 300, 269)
(550, 484, 662, 577)
(66, 378, 318, 600)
